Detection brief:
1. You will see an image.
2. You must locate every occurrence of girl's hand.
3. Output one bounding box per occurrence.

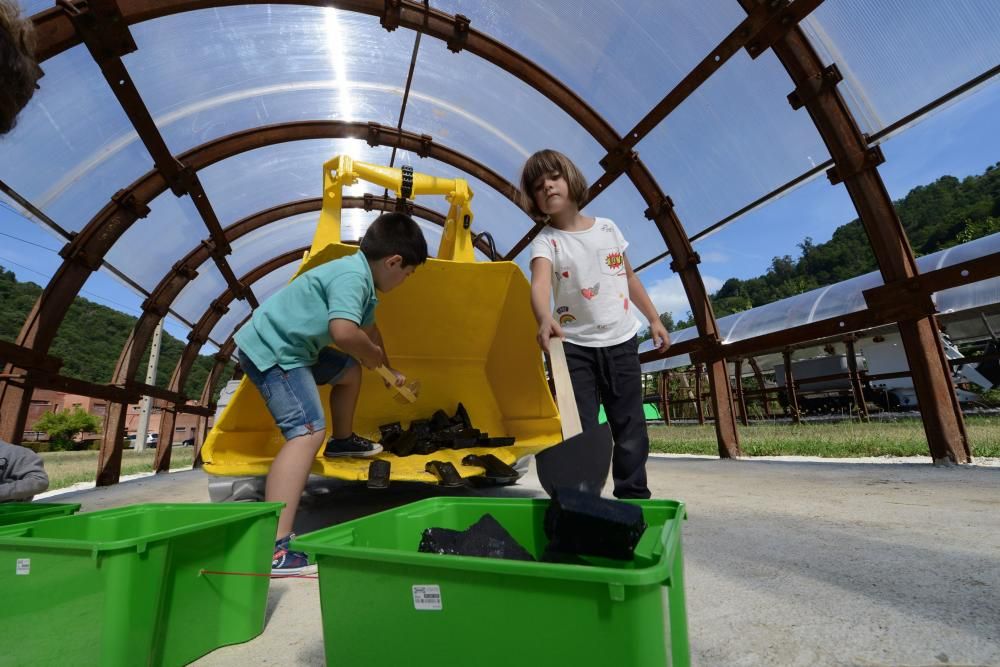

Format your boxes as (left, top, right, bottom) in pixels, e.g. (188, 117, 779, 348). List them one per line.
(384, 367, 406, 387)
(649, 321, 671, 351)
(537, 318, 565, 353)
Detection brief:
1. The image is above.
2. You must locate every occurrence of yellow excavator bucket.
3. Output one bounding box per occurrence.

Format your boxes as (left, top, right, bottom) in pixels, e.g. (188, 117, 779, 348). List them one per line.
(201, 157, 560, 484)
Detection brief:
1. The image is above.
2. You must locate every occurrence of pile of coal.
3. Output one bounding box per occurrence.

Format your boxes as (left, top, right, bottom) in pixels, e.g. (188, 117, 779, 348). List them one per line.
(378, 403, 515, 457)
(417, 491, 649, 565)
(418, 514, 535, 562)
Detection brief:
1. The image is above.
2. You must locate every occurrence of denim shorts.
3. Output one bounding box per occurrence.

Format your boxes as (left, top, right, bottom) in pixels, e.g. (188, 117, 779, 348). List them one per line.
(237, 347, 357, 441)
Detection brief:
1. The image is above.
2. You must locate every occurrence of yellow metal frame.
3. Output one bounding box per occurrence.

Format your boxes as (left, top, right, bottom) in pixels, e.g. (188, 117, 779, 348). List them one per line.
(201, 157, 561, 484)
(312, 155, 475, 263)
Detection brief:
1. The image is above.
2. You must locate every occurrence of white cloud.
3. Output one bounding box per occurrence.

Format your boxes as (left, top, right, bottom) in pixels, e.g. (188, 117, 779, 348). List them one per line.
(635, 273, 725, 327)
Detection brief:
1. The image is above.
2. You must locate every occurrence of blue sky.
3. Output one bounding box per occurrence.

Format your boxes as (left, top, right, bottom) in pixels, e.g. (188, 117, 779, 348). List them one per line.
(635, 80, 1000, 324)
(1, 24, 997, 338)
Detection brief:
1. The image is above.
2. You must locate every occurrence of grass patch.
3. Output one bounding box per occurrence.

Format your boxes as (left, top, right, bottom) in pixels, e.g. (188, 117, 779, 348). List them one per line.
(40, 448, 195, 491)
(649, 415, 1000, 458)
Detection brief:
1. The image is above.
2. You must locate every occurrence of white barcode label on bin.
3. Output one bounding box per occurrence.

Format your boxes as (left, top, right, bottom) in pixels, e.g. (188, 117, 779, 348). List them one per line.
(16, 559, 30, 575)
(412, 585, 442, 610)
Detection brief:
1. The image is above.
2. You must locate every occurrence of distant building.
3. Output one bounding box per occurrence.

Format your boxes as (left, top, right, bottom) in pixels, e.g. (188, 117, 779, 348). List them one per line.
(25, 389, 211, 444)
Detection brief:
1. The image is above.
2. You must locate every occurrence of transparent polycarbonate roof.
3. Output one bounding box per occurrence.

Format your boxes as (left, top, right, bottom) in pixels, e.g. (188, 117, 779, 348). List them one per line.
(640, 232, 1000, 373)
(2, 1, 998, 351)
(802, 1, 1000, 137)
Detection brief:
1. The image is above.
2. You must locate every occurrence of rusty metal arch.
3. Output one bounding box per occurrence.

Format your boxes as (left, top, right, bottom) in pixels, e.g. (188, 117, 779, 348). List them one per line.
(2, 0, 973, 473)
(0, 120, 525, 446)
(14, 0, 973, 467)
(94, 193, 483, 483)
(738, 4, 970, 462)
(30, 0, 744, 457)
(141, 248, 306, 478)
(164, 193, 494, 396)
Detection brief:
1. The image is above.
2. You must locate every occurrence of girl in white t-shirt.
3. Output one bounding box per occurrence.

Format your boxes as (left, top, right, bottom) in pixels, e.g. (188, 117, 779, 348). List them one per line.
(522, 149, 670, 499)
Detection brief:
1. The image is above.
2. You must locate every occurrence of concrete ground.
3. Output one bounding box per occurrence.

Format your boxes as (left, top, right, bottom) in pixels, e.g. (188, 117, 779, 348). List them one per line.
(46, 455, 1000, 667)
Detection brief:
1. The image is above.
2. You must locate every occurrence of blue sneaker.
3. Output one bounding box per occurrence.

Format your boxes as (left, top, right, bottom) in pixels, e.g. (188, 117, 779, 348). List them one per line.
(271, 534, 316, 576)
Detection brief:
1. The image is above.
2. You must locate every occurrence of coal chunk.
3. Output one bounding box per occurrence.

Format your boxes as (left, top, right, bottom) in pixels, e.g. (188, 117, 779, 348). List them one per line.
(418, 527, 465, 555)
(366, 459, 390, 489)
(412, 439, 440, 456)
(378, 422, 403, 447)
(453, 402, 473, 429)
(418, 514, 535, 562)
(424, 460, 465, 487)
(376, 407, 515, 457)
(429, 409, 453, 432)
(390, 430, 419, 456)
(409, 419, 432, 436)
(544, 488, 647, 560)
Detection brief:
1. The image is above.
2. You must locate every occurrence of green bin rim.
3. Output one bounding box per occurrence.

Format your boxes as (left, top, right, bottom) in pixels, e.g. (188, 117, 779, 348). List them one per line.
(0, 502, 283, 553)
(0, 502, 81, 515)
(293, 497, 685, 588)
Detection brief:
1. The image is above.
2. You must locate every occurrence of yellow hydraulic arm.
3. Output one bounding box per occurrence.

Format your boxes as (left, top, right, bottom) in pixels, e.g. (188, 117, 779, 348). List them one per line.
(311, 155, 476, 263)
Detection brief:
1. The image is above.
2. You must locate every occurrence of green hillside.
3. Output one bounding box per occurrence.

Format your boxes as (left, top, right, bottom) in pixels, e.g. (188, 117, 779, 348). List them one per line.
(673, 162, 1000, 329)
(0, 271, 230, 401)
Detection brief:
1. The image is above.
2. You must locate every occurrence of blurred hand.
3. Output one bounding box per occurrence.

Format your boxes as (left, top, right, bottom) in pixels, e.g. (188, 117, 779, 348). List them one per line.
(649, 321, 671, 352)
(383, 367, 406, 387)
(537, 318, 565, 353)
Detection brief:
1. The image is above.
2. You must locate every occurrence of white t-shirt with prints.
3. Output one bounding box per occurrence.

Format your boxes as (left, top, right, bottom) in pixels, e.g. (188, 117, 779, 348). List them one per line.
(529, 217, 641, 347)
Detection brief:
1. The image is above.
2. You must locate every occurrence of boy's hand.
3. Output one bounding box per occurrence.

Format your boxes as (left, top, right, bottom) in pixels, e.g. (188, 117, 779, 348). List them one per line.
(537, 318, 565, 353)
(649, 320, 671, 352)
(383, 367, 407, 387)
(359, 343, 383, 370)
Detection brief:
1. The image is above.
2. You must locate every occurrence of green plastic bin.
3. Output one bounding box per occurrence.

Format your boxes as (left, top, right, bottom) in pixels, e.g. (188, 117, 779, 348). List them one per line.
(293, 497, 688, 667)
(0, 502, 80, 526)
(0, 502, 282, 666)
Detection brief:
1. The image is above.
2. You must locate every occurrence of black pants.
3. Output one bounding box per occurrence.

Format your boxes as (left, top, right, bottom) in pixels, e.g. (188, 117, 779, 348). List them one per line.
(564, 336, 651, 499)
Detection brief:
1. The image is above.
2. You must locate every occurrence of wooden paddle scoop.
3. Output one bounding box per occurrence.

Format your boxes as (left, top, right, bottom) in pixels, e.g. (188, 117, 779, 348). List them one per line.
(373, 365, 420, 404)
(534, 339, 613, 497)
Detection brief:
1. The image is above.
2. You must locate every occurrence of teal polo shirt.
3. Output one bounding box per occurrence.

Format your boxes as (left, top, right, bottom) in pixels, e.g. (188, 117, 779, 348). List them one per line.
(234, 251, 378, 370)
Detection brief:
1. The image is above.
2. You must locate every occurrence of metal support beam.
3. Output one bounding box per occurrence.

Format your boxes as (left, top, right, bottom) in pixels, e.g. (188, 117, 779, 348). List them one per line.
(58, 0, 254, 309)
(171, 249, 307, 401)
(102, 251, 298, 488)
(734, 358, 749, 426)
(30, 0, 739, 459)
(661, 371, 672, 425)
(656, 370, 670, 426)
(748, 357, 771, 417)
(845, 337, 870, 422)
(153, 407, 176, 474)
(749, 6, 970, 463)
(782, 348, 801, 424)
(694, 363, 705, 425)
(192, 340, 235, 468)
(632, 178, 741, 456)
(0, 341, 62, 375)
(1, 191, 149, 443)
(134, 318, 163, 453)
(114, 192, 460, 449)
(1, 121, 521, 447)
(636, 64, 1000, 274)
(590, 0, 825, 201)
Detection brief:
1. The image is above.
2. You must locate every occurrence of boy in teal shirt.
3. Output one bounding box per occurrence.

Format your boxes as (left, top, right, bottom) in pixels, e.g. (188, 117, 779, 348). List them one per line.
(234, 212, 427, 574)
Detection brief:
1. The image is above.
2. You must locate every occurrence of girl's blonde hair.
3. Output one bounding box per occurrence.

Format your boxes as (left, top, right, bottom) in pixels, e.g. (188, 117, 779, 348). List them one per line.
(518, 149, 589, 219)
